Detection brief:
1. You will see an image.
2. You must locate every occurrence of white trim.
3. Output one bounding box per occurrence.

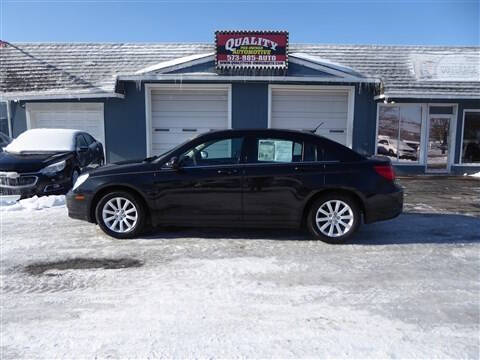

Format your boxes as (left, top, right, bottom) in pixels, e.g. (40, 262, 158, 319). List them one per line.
(458, 108, 480, 166)
(425, 103, 458, 173)
(135, 53, 215, 75)
(119, 74, 379, 83)
(289, 53, 364, 79)
(144, 83, 232, 157)
(1, 92, 124, 101)
(5, 101, 12, 138)
(25, 102, 106, 157)
(374, 93, 480, 100)
(267, 84, 355, 149)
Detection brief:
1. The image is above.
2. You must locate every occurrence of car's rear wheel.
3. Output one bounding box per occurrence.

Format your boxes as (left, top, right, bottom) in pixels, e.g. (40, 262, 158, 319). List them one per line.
(306, 194, 361, 244)
(95, 191, 145, 239)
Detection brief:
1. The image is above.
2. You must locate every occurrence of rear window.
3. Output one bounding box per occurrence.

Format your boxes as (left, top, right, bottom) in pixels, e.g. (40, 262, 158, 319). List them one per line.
(253, 137, 319, 163)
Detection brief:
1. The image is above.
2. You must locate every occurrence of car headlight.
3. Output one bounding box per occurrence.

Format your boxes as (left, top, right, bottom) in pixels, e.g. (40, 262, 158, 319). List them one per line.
(40, 160, 66, 176)
(72, 173, 89, 191)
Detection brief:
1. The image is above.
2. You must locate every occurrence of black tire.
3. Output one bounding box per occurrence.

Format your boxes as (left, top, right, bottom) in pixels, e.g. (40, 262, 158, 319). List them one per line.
(95, 191, 146, 239)
(306, 193, 361, 244)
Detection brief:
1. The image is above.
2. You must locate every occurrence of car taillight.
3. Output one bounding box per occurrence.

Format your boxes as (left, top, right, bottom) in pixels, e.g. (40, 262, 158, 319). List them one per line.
(374, 164, 395, 181)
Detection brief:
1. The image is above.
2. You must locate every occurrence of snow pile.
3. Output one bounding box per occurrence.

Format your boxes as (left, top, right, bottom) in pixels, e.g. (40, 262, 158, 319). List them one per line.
(1, 195, 66, 211)
(5, 128, 80, 153)
(469, 171, 480, 178)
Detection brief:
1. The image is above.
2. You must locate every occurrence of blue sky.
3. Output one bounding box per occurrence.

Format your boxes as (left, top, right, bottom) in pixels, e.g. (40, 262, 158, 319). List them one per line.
(1, 0, 479, 45)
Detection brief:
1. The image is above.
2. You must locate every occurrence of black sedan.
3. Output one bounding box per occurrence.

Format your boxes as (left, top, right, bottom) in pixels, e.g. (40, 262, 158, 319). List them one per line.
(0, 128, 104, 198)
(67, 129, 403, 243)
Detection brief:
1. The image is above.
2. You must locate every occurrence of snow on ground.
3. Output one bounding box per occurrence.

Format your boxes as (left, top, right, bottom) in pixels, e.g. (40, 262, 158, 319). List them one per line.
(470, 171, 480, 178)
(0, 195, 65, 212)
(1, 207, 479, 358)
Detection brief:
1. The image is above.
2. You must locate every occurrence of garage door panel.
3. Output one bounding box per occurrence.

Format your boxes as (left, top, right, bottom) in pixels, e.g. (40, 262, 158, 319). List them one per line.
(270, 88, 349, 146)
(152, 101, 227, 113)
(27, 103, 105, 149)
(150, 87, 229, 156)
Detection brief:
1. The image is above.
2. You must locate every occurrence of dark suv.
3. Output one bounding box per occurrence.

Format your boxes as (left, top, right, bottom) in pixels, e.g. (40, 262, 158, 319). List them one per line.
(67, 129, 403, 243)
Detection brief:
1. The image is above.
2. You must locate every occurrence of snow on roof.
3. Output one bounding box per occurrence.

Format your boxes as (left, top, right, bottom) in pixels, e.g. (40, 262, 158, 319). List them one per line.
(5, 128, 82, 153)
(0, 43, 479, 99)
(134, 52, 214, 75)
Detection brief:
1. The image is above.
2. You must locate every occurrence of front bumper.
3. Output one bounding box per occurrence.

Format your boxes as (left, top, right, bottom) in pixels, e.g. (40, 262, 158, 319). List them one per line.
(364, 184, 404, 224)
(66, 191, 94, 223)
(0, 171, 71, 198)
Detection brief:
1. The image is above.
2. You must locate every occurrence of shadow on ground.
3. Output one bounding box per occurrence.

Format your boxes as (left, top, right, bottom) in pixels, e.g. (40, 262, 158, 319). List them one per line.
(24, 258, 143, 275)
(140, 213, 480, 245)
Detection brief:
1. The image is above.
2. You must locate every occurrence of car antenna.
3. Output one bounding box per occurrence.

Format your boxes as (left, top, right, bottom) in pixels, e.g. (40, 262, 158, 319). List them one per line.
(310, 122, 324, 134)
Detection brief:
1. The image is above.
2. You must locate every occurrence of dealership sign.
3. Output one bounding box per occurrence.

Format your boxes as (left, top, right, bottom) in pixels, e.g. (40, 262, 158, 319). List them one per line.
(215, 31, 288, 69)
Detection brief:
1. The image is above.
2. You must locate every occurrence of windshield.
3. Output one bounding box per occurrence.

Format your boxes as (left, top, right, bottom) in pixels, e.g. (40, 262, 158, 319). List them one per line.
(5, 129, 77, 154)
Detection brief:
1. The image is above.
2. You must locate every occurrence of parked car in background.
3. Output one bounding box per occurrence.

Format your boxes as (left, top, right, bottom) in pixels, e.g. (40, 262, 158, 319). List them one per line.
(67, 129, 403, 244)
(0, 128, 104, 198)
(0, 132, 12, 151)
(377, 135, 418, 160)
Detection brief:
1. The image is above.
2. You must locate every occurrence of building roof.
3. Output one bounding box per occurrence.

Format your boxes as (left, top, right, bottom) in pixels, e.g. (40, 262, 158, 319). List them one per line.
(0, 42, 479, 100)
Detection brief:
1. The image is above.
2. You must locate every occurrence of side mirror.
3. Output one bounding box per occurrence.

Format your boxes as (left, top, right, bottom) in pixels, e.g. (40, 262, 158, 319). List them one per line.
(166, 156, 180, 170)
(78, 146, 89, 153)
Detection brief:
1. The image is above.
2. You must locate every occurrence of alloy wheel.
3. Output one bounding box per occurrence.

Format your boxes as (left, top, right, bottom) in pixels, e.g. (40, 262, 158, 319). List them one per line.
(102, 197, 138, 233)
(315, 200, 354, 238)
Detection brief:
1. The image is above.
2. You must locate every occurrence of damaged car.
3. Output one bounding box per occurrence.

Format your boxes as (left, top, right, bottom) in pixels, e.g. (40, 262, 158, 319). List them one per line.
(0, 128, 104, 198)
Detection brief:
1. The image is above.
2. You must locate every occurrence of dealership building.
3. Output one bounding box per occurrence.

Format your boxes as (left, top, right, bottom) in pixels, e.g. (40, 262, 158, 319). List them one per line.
(0, 33, 479, 174)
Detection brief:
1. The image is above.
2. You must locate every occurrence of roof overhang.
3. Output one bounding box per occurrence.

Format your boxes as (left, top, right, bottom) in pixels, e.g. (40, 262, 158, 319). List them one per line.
(375, 93, 480, 100)
(120, 52, 380, 84)
(0, 91, 124, 101)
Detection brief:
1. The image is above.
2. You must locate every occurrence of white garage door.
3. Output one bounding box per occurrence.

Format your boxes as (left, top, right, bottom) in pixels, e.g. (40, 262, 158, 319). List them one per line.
(270, 87, 351, 146)
(26, 103, 105, 146)
(149, 86, 230, 155)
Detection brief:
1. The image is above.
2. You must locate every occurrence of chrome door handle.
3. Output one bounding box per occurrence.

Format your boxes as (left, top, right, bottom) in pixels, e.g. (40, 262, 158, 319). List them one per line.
(217, 169, 239, 175)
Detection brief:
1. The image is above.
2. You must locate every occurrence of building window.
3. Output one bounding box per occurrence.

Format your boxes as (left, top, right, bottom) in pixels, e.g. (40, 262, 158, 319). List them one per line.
(376, 104, 422, 163)
(461, 111, 480, 164)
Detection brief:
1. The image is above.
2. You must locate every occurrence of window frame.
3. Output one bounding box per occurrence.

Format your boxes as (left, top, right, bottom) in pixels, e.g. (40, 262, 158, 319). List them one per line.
(459, 109, 480, 166)
(375, 103, 426, 165)
(178, 135, 245, 168)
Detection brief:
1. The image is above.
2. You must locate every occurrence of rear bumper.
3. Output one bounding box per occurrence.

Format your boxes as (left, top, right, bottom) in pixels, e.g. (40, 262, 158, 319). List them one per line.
(364, 184, 403, 224)
(66, 191, 94, 223)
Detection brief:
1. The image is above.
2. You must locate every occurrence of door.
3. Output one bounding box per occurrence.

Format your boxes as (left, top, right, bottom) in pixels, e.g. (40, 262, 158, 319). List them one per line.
(27, 103, 105, 150)
(149, 86, 230, 156)
(242, 135, 324, 228)
(270, 87, 350, 146)
(152, 136, 244, 226)
(427, 116, 452, 172)
(75, 134, 90, 168)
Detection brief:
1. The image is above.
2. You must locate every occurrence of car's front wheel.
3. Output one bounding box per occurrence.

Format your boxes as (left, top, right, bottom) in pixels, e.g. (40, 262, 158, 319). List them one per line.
(95, 191, 145, 239)
(307, 194, 361, 244)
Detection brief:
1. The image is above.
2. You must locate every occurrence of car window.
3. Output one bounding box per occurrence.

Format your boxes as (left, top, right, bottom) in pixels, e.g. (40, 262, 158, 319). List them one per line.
(82, 133, 95, 145)
(0, 132, 10, 146)
(179, 137, 244, 167)
(76, 135, 87, 149)
(303, 141, 318, 161)
(255, 138, 303, 163)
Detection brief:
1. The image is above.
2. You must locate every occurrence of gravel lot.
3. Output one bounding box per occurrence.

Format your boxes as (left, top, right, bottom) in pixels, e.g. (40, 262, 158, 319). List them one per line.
(1, 177, 479, 358)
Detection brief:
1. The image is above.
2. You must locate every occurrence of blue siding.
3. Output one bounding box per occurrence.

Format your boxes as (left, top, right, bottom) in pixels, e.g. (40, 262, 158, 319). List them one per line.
(11, 102, 27, 136)
(104, 82, 146, 163)
(352, 84, 377, 156)
(231, 83, 268, 129)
